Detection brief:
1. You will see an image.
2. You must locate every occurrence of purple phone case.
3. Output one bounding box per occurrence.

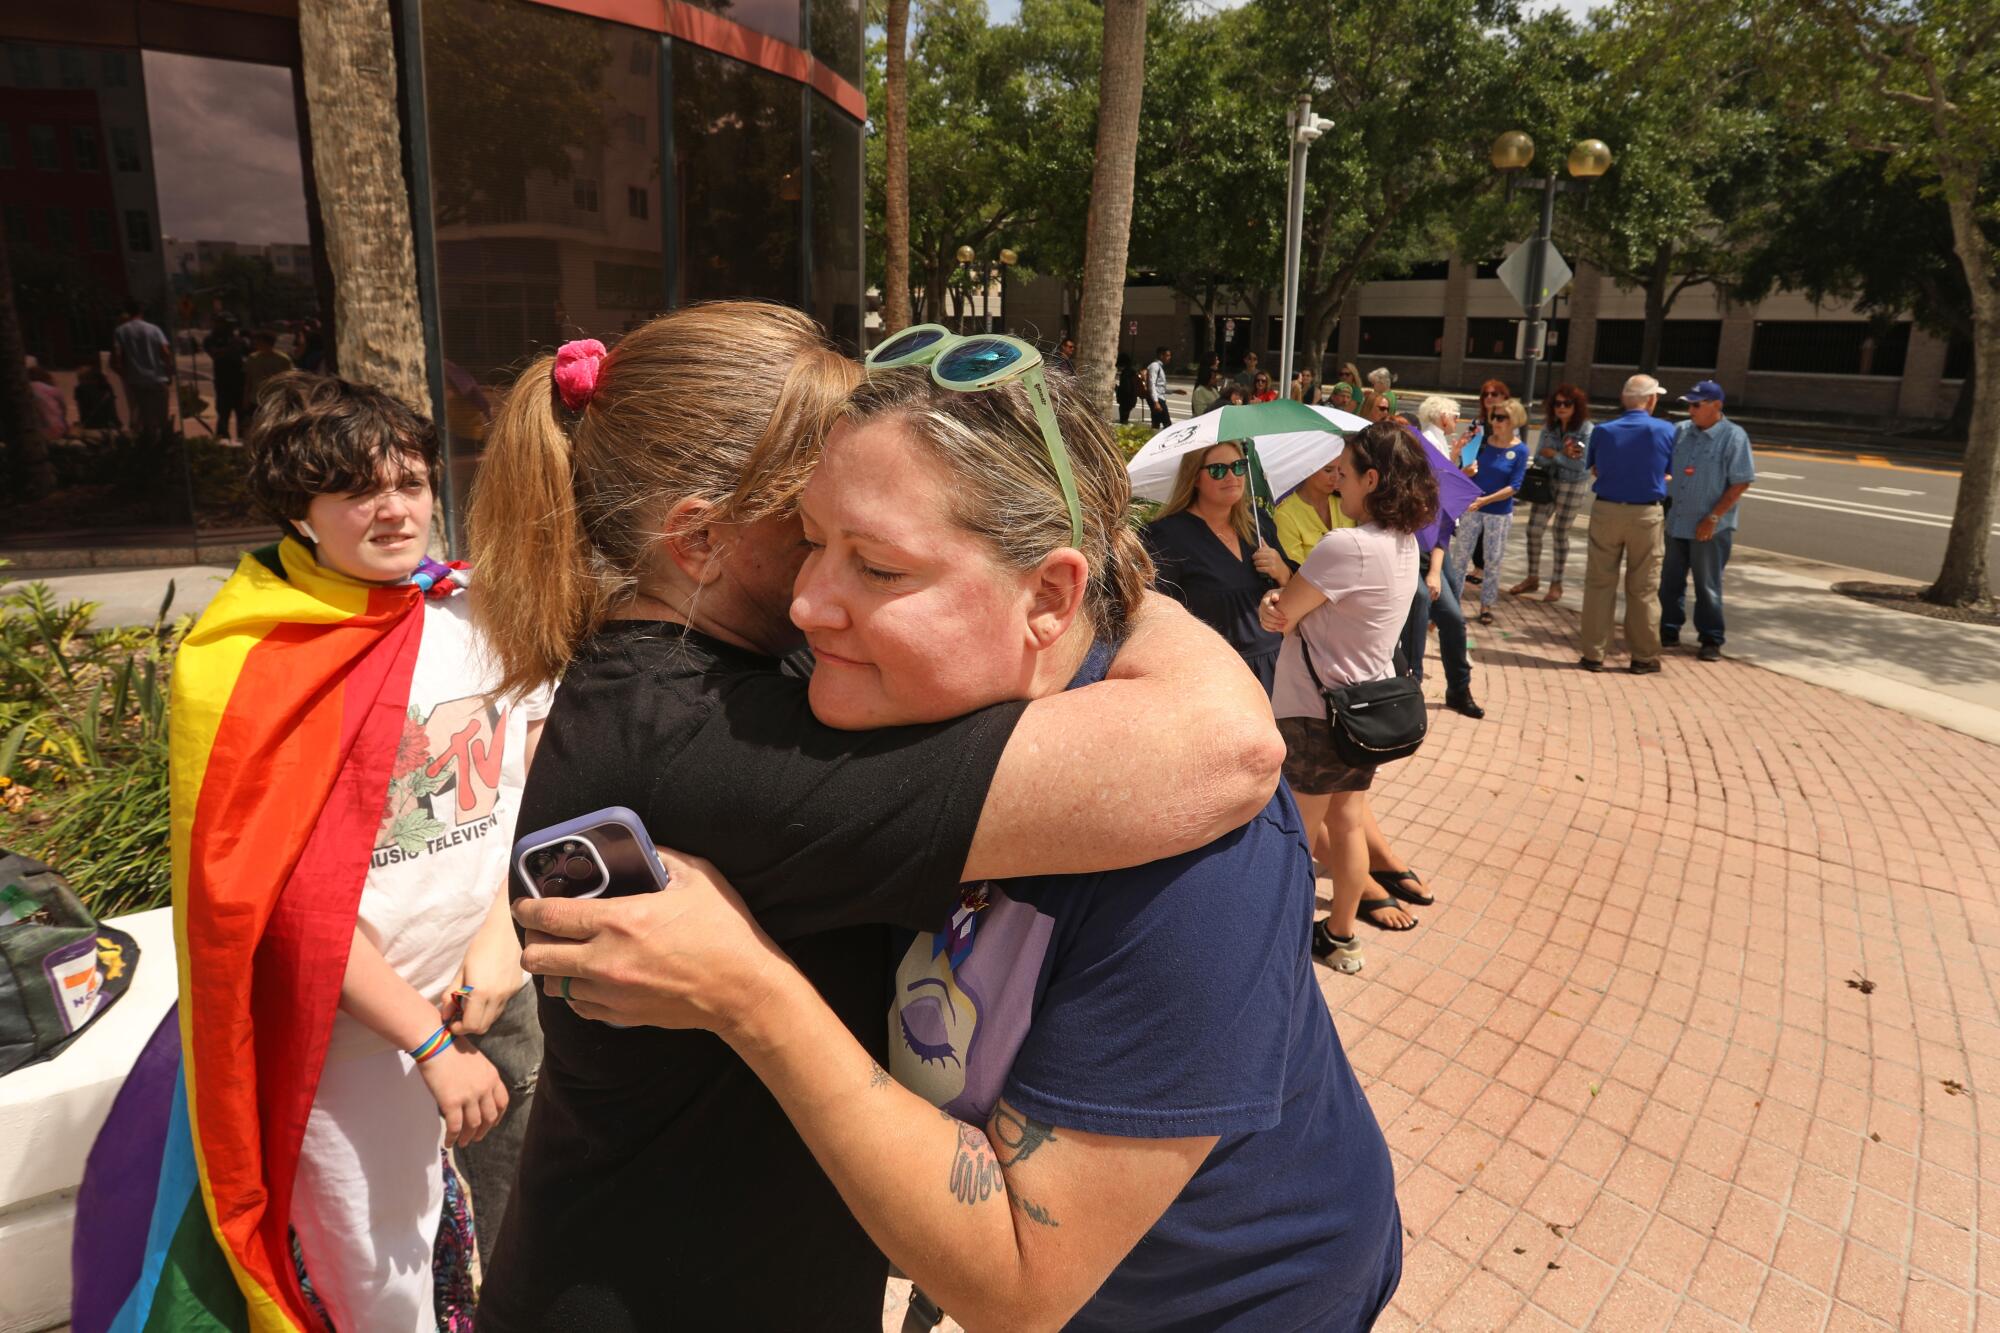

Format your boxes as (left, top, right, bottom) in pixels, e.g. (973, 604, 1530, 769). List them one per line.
(512, 806, 670, 901)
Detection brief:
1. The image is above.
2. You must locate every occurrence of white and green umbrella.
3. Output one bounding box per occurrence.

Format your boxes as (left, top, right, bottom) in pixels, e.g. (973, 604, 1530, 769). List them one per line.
(1126, 399, 1370, 505)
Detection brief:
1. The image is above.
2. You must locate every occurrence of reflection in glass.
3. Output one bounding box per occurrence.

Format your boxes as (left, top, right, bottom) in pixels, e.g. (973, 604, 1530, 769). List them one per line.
(809, 96, 862, 352)
(673, 43, 802, 308)
(806, 0, 863, 87)
(421, 0, 664, 525)
(681, 0, 801, 46)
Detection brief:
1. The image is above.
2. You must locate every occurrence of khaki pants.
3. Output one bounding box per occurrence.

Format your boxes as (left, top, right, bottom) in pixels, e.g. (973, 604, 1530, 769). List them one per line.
(1579, 501, 1664, 663)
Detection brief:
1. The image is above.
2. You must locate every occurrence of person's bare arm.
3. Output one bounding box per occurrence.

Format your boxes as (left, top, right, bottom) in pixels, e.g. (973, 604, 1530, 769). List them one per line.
(961, 591, 1281, 882)
(520, 862, 1212, 1331)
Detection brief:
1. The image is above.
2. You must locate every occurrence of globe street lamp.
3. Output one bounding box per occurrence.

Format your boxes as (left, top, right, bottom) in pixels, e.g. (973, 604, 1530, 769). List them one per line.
(1490, 131, 1612, 415)
(956, 244, 1016, 334)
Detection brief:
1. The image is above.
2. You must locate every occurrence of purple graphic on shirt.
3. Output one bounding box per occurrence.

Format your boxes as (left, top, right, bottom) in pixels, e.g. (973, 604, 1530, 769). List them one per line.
(890, 887, 1054, 1124)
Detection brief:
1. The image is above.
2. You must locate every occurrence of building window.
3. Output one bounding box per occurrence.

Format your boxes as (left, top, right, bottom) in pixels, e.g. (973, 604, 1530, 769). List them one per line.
(125, 208, 152, 251)
(102, 52, 129, 87)
(1593, 319, 1723, 369)
(8, 46, 43, 87)
(572, 177, 599, 212)
(627, 185, 648, 219)
(621, 112, 645, 144)
(1358, 316, 1446, 359)
(29, 125, 59, 170)
(2, 204, 27, 243)
(57, 49, 89, 87)
(86, 207, 115, 252)
(72, 125, 100, 171)
(111, 126, 141, 172)
(673, 42, 804, 306)
(1382, 260, 1451, 282)
(1944, 335, 1971, 380)
(46, 206, 74, 249)
(1749, 321, 1910, 377)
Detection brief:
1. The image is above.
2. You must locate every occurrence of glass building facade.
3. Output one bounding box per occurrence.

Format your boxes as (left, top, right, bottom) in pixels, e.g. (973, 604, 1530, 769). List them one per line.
(0, 0, 864, 563)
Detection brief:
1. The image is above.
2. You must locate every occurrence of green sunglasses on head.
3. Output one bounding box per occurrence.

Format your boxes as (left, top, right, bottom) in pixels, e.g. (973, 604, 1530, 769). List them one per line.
(863, 324, 1084, 549)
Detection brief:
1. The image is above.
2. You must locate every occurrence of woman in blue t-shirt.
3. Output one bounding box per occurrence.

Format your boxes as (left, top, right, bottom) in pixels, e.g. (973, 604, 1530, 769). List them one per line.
(1449, 395, 1529, 624)
(518, 367, 1403, 1330)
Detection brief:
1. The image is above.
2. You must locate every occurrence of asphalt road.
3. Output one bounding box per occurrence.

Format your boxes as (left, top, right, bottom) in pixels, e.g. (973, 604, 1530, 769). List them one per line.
(1728, 444, 1999, 583)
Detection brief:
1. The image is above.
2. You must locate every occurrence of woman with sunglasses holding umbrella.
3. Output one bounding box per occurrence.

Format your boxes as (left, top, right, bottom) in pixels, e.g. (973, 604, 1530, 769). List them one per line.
(1144, 442, 1292, 693)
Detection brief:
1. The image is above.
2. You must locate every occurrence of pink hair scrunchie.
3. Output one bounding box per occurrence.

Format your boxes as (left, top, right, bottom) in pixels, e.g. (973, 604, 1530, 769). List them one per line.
(553, 338, 609, 411)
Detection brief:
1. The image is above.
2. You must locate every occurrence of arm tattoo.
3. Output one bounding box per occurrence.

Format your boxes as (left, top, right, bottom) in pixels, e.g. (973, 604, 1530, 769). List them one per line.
(990, 1104, 1058, 1167)
(948, 1124, 1000, 1205)
(1012, 1194, 1061, 1228)
(869, 1062, 891, 1089)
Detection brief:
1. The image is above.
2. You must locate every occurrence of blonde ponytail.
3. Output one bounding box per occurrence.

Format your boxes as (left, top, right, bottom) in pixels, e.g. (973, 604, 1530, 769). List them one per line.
(469, 357, 619, 698)
(468, 302, 859, 696)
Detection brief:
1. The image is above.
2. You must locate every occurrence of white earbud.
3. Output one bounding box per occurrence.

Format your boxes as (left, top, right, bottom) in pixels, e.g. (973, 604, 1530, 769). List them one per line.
(295, 520, 319, 544)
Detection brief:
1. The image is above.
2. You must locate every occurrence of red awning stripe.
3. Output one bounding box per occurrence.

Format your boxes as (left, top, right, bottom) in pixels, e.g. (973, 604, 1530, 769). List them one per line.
(519, 0, 866, 122)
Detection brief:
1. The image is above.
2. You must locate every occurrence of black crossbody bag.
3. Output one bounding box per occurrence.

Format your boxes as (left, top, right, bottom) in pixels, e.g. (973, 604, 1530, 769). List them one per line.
(1297, 637, 1428, 768)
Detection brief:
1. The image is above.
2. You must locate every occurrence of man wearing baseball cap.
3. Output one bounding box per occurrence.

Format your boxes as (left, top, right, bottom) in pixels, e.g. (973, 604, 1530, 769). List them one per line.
(1661, 380, 1756, 661)
(1578, 373, 1678, 673)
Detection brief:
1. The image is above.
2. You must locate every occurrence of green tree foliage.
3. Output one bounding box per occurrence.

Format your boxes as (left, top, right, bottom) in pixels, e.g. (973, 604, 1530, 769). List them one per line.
(1733, 154, 1981, 433)
(1553, 5, 1782, 375)
(424, 0, 608, 226)
(1248, 0, 1540, 378)
(864, 0, 1030, 324)
(1629, 0, 1999, 604)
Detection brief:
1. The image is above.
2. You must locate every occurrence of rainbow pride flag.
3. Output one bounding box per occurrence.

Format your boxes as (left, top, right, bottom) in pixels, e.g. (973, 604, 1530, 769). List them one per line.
(73, 539, 425, 1332)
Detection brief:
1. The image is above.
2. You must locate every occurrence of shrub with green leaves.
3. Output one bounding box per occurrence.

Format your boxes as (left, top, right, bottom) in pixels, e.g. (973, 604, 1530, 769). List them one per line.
(0, 573, 184, 918)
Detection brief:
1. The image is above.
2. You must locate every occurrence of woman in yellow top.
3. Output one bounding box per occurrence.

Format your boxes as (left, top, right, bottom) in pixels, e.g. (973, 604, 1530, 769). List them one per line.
(1272, 454, 1358, 566)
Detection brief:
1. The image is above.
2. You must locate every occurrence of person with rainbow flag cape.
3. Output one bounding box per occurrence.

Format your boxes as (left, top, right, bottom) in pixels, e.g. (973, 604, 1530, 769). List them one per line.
(71, 374, 549, 1332)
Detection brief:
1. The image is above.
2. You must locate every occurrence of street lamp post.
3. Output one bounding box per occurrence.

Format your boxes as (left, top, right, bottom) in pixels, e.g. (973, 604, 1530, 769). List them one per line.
(1279, 95, 1335, 399)
(956, 244, 1018, 335)
(1490, 133, 1612, 417)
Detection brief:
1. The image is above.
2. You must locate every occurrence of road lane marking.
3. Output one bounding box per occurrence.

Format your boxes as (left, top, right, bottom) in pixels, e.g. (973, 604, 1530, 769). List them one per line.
(1756, 447, 1961, 477)
(1860, 486, 1925, 497)
(1759, 471, 1804, 481)
(1743, 490, 2000, 534)
(1756, 488, 1955, 521)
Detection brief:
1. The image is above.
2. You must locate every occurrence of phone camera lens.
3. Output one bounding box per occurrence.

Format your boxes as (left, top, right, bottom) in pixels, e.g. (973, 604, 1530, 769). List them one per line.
(563, 854, 595, 880)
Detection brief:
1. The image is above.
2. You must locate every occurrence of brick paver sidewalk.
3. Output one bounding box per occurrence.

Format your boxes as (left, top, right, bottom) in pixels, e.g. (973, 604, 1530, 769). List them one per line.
(1349, 592, 2000, 1330)
(886, 590, 2000, 1332)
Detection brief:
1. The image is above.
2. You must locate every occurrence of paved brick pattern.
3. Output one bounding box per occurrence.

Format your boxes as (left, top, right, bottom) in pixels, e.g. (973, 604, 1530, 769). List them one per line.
(1344, 593, 2000, 1330)
(886, 592, 2000, 1331)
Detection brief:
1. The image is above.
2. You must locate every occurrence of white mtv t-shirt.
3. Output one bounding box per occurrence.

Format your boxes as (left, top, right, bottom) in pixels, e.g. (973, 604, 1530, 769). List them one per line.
(327, 593, 552, 1061)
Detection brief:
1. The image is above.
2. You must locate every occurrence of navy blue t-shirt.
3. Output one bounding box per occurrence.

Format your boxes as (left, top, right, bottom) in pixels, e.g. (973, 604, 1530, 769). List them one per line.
(888, 646, 1402, 1330)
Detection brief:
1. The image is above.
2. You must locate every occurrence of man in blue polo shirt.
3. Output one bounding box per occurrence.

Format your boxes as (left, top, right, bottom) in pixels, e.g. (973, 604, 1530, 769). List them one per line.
(1578, 373, 1677, 674)
(1661, 380, 1756, 661)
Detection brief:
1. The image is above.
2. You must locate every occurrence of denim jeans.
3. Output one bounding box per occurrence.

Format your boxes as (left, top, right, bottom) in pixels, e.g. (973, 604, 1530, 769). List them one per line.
(1659, 528, 1735, 647)
(1402, 571, 1471, 691)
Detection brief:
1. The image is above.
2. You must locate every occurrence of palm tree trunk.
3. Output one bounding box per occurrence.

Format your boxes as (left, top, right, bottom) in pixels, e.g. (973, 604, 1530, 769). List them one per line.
(297, 0, 427, 410)
(881, 0, 913, 340)
(1927, 182, 1998, 606)
(0, 209, 57, 499)
(1073, 0, 1148, 416)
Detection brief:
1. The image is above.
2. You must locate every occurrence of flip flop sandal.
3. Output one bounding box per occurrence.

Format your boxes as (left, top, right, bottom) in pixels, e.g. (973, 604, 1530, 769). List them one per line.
(1356, 896, 1418, 932)
(1371, 868, 1435, 906)
(1478, 610, 1496, 625)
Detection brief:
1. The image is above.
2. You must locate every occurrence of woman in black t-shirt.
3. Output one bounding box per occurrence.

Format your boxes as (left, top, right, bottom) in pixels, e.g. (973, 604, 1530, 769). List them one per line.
(465, 303, 1282, 1329)
(1143, 442, 1292, 693)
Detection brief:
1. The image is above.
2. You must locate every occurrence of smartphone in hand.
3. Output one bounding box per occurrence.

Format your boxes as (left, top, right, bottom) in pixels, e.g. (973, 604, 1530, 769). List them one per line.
(512, 807, 669, 903)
